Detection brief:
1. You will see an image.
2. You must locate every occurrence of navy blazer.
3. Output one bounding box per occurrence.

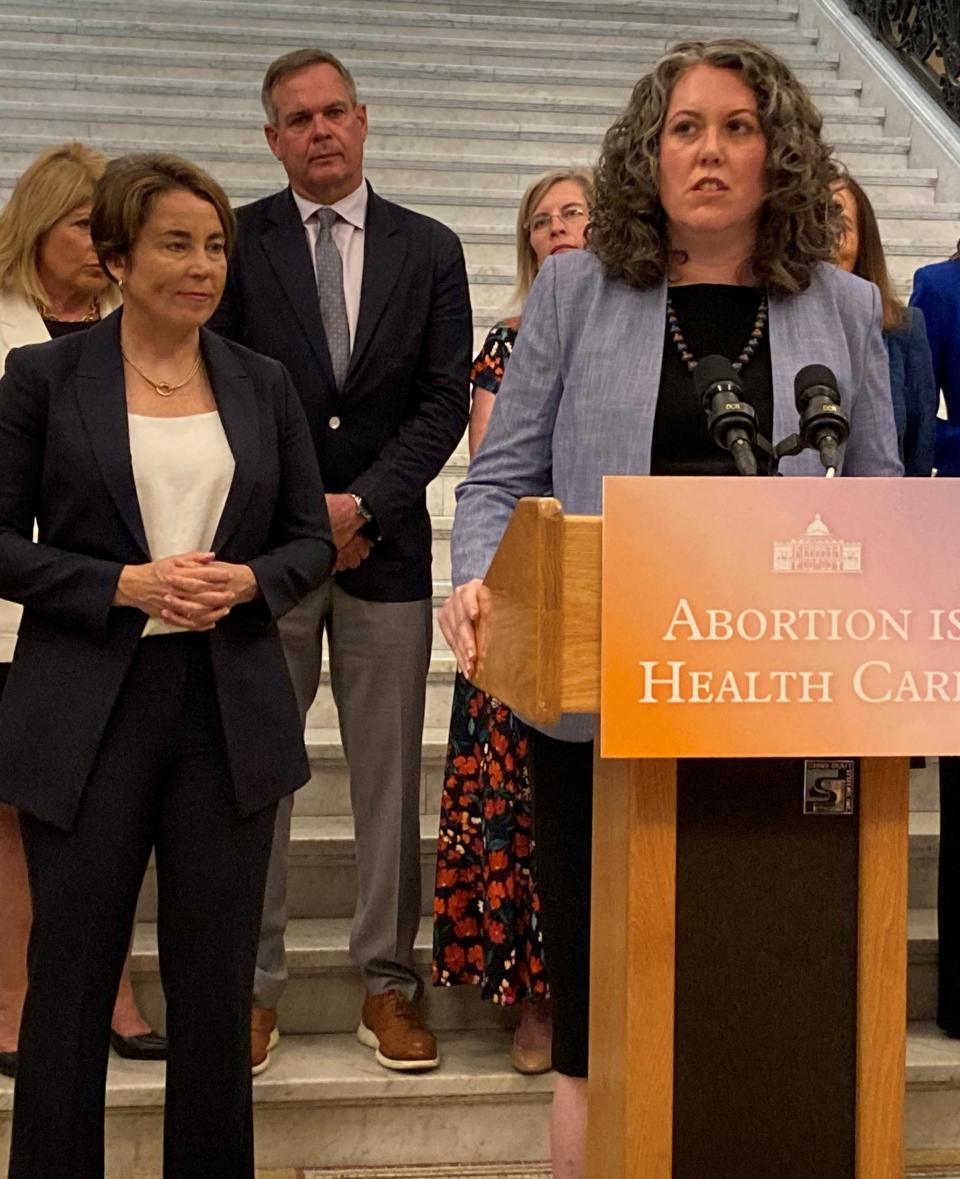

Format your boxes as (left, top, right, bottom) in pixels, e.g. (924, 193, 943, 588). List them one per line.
(210, 183, 472, 602)
(884, 306, 937, 477)
(910, 258, 960, 475)
(0, 311, 336, 829)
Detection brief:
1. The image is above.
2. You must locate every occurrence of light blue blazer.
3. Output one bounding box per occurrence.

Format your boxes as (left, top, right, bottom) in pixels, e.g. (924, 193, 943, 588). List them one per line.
(451, 250, 903, 741)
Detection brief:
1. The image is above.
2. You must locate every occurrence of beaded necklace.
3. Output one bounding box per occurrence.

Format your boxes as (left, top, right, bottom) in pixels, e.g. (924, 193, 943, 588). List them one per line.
(666, 292, 768, 374)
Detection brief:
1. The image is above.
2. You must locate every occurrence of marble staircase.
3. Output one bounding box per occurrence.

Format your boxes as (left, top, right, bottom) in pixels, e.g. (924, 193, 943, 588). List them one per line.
(2, 0, 960, 1172)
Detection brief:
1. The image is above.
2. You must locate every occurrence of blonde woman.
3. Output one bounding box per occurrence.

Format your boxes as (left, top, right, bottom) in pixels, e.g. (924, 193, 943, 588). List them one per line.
(432, 167, 593, 1075)
(0, 144, 158, 1080)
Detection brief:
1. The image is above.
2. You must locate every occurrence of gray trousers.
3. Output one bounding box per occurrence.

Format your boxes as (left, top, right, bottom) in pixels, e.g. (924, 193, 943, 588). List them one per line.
(255, 580, 432, 1008)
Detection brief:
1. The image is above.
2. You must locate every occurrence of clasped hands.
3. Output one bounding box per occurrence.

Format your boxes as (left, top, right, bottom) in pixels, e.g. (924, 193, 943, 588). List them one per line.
(114, 551, 259, 631)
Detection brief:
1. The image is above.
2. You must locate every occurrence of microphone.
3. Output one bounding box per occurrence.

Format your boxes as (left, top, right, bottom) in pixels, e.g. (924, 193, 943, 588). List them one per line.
(794, 365, 850, 475)
(694, 355, 758, 477)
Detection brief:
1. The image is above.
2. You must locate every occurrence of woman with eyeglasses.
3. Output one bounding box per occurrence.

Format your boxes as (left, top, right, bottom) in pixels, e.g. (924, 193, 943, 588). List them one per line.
(432, 167, 593, 1075)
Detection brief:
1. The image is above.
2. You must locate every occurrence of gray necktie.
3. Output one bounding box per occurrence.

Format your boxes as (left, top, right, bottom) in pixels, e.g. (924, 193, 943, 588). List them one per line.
(314, 207, 351, 389)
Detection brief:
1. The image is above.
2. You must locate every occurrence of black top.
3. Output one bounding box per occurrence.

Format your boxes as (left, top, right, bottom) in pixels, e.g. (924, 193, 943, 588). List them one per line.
(651, 284, 773, 476)
(43, 317, 98, 339)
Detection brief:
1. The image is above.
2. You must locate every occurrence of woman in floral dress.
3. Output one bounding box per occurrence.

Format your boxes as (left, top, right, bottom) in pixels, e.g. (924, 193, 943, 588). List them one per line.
(433, 167, 594, 1073)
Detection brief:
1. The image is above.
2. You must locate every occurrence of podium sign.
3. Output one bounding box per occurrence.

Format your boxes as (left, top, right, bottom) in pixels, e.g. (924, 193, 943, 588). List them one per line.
(472, 490, 910, 1178)
(602, 476, 960, 759)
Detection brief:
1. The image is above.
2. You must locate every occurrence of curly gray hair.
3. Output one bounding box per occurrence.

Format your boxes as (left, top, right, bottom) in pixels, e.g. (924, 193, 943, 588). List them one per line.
(589, 39, 842, 295)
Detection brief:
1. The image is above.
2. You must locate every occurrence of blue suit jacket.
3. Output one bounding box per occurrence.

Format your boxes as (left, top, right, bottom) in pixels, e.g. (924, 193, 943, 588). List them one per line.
(210, 183, 472, 602)
(910, 258, 960, 475)
(885, 305, 937, 476)
(452, 251, 903, 740)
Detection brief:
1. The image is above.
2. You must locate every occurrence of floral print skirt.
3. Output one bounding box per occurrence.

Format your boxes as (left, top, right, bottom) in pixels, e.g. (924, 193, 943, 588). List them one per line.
(432, 671, 549, 1005)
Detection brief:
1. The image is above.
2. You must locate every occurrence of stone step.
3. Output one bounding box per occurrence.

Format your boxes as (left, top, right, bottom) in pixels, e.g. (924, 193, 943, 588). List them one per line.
(882, 240, 960, 282)
(913, 760, 941, 813)
(0, 126, 901, 170)
(137, 812, 447, 924)
(911, 908, 937, 1022)
(4, 1024, 960, 1167)
(0, 100, 889, 150)
(911, 811, 940, 910)
(878, 207, 960, 243)
(0, 125, 908, 178)
(306, 658, 457, 733)
(0, 30, 837, 86)
(0, 41, 846, 93)
(33, 0, 799, 27)
(0, 10, 821, 52)
(907, 1024, 960, 1155)
(2, 1, 805, 41)
(130, 915, 513, 1036)
(11, 159, 933, 230)
(295, 727, 447, 819)
(0, 1030, 553, 1173)
(0, 68, 865, 112)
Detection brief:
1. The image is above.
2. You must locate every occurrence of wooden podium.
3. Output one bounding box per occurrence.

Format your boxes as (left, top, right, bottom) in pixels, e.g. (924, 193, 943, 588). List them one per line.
(470, 494, 908, 1179)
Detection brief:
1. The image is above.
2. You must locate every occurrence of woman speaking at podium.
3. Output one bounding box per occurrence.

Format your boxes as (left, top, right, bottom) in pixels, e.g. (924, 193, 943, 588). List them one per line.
(440, 38, 902, 1179)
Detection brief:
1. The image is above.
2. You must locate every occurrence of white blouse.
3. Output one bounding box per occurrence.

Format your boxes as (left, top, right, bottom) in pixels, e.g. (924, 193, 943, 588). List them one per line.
(128, 411, 236, 638)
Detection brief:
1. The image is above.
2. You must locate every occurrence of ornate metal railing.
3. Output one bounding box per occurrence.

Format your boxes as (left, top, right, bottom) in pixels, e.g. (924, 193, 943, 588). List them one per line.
(844, 1, 960, 123)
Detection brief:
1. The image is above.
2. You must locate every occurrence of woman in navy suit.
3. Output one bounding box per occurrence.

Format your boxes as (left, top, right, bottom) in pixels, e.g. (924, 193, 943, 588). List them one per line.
(0, 154, 334, 1179)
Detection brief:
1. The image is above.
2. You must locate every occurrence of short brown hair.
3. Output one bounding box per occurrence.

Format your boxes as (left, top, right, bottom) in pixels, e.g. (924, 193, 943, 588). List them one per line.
(832, 175, 905, 333)
(90, 153, 236, 278)
(511, 167, 595, 311)
(0, 142, 109, 304)
(261, 49, 359, 124)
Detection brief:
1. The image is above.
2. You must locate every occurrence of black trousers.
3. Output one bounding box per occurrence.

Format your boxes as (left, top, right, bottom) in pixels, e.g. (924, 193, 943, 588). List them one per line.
(939, 756, 960, 1032)
(8, 636, 277, 1179)
(530, 731, 594, 1078)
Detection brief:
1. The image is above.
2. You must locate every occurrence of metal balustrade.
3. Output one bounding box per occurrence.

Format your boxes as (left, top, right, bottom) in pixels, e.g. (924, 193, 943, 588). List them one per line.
(845, 0, 960, 122)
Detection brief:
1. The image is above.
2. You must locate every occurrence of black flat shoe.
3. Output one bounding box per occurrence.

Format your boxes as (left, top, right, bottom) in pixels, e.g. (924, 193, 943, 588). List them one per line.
(0, 1051, 16, 1078)
(110, 1030, 167, 1061)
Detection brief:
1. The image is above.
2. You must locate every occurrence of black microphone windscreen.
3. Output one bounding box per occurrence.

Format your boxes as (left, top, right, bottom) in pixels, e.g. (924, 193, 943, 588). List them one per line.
(794, 364, 839, 401)
(693, 354, 740, 406)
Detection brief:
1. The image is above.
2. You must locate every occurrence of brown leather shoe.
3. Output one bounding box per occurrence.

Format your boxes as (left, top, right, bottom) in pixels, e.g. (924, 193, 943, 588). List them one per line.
(357, 991, 440, 1071)
(251, 1007, 279, 1076)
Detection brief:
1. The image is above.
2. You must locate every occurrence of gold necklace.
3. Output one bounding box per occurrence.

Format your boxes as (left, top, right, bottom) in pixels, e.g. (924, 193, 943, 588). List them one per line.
(121, 348, 203, 398)
(35, 294, 100, 323)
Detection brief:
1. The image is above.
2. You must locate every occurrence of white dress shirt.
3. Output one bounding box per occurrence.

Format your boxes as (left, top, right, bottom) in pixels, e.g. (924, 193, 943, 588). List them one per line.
(292, 179, 368, 348)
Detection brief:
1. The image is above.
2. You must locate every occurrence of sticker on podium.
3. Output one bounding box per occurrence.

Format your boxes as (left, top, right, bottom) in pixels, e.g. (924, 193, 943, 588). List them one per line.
(802, 760, 855, 815)
(600, 476, 960, 758)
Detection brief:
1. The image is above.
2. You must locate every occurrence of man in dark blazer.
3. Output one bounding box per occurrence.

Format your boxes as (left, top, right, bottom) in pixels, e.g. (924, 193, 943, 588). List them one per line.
(210, 47, 472, 1072)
